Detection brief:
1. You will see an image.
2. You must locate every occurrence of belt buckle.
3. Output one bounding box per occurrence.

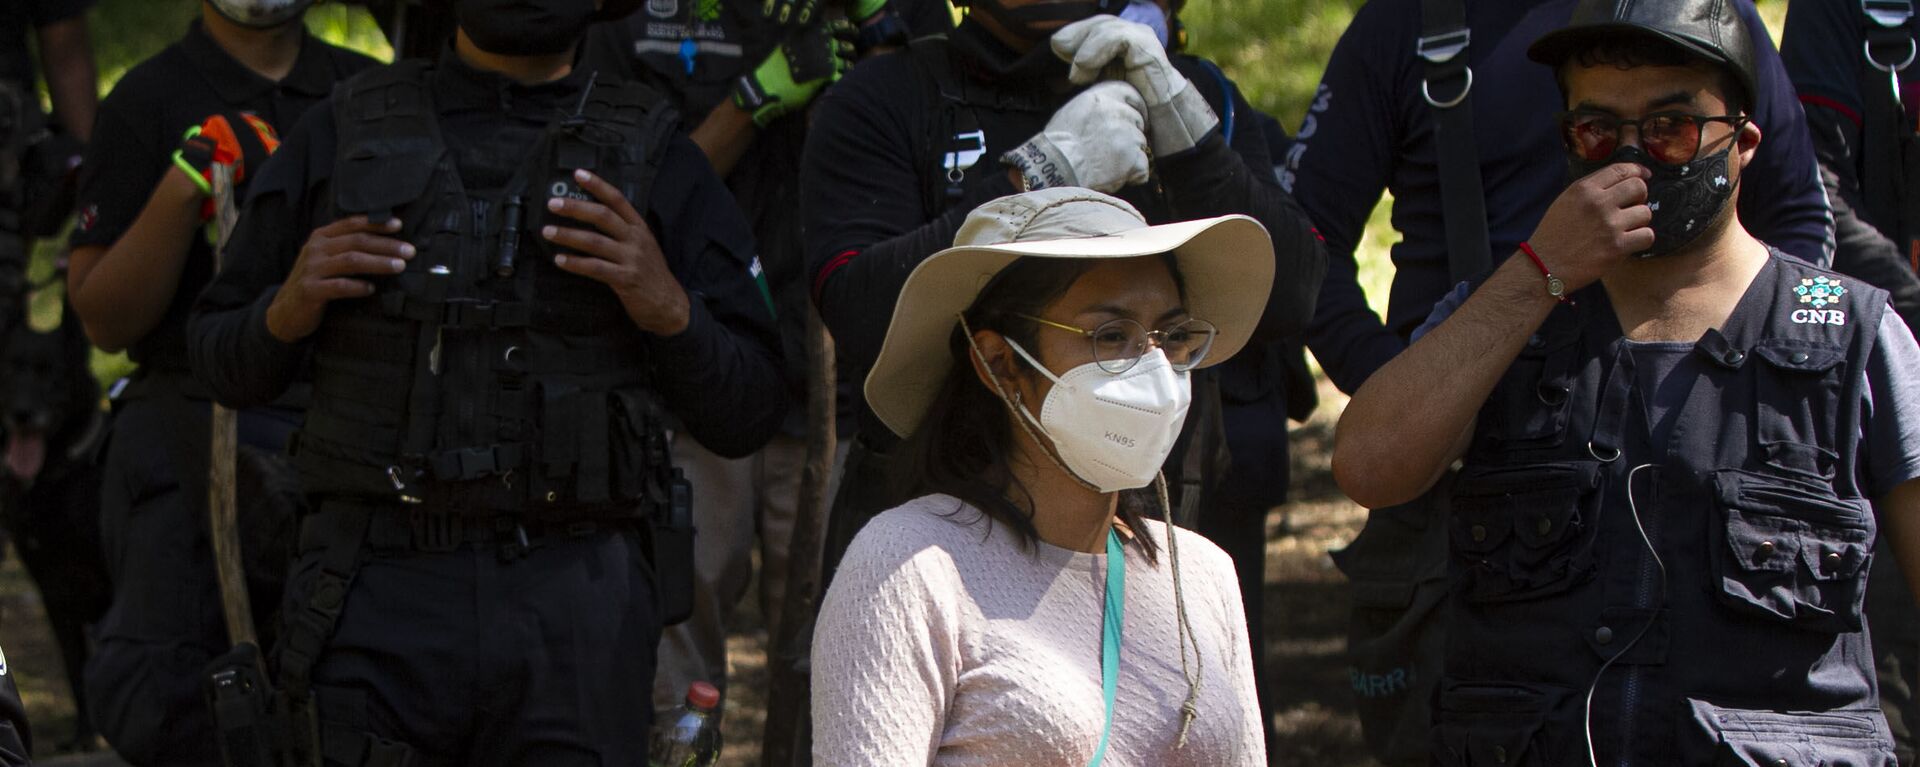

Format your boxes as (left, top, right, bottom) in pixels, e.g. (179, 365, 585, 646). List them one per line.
(410, 509, 463, 553)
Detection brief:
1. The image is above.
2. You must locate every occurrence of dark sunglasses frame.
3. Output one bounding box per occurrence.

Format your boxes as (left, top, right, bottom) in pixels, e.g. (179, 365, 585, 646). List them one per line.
(1556, 110, 1749, 167)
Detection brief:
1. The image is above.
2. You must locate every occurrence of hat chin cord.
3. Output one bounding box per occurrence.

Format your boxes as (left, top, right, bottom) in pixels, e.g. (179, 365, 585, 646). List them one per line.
(959, 314, 1102, 494)
(1154, 472, 1205, 747)
(958, 314, 1205, 746)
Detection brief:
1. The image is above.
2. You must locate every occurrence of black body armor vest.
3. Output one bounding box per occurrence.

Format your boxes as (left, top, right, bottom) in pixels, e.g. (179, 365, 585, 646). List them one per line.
(293, 61, 679, 514)
(1435, 253, 1898, 765)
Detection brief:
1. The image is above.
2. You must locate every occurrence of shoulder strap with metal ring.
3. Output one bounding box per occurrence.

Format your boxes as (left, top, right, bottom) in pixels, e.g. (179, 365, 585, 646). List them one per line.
(1087, 527, 1125, 767)
(1859, 0, 1920, 264)
(1419, 0, 1491, 283)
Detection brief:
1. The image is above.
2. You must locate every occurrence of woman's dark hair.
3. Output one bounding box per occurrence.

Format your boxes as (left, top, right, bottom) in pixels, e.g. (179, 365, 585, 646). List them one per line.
(1556, 37, 1750, 114)
(890, 254, 1186, 562)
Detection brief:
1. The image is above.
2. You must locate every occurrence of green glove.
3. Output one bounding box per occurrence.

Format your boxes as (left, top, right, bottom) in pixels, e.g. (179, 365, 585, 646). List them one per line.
(760, 0, 817, 26)
(731, 20, 856, 128)
(847, 0, 887, 23)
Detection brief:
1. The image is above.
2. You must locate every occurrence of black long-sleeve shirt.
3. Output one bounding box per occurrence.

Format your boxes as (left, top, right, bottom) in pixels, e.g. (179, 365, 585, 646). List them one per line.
(189, 54, 787, 459)
(1780, 0, 1920, 331)
(800, 22, 1328, 447)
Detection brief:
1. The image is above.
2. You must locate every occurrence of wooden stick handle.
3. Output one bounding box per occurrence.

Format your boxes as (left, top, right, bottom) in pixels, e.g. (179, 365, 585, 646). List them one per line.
(209, 163, 256, 648)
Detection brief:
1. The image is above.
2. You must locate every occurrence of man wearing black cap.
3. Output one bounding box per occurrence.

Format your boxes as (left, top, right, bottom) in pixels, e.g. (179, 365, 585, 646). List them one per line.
(1335, 0, 1920, 761)
(1284, 0, 1833, 760)
(188, 0, 788, 762)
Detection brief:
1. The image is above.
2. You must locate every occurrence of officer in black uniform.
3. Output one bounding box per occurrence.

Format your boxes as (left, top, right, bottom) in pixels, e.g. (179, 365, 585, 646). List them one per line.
(1781, 7, 1920, 761)
(188, 0, 788, 762)
(580, 0, 949, 720)
(1337, 0, 1920, 761)
(66, 2, 376, 763)
(798, 0, 1327, 747)
(0, 0, 95, 327)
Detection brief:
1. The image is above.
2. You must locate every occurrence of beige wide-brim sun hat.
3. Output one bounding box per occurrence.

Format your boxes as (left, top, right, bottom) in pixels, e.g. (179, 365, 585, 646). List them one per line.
(866, 187, 1276, 439)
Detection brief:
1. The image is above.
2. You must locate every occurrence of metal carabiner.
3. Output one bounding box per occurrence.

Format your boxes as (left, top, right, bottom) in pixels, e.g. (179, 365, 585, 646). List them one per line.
(1588, 442, 1622, 463)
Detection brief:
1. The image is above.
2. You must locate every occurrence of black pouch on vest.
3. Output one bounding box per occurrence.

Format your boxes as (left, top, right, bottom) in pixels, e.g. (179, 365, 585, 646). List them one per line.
(650, 468, 695, 626)
(204, 642, 289, 767)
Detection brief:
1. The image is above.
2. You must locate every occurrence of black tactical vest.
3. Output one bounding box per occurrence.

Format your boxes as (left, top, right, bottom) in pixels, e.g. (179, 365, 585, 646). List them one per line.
(293, 61, 679, 514)
(1434, 252, 1898, 765)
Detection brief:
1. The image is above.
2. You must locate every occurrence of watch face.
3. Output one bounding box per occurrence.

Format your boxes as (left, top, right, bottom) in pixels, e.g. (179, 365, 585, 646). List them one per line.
(1547, 276, 1566, 297)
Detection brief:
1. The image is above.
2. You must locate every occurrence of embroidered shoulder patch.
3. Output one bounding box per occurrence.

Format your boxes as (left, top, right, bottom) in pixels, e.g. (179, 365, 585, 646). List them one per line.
(1791, 276, 1849, 326)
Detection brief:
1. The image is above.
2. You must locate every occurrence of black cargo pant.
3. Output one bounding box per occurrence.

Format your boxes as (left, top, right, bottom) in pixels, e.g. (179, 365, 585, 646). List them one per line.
(284, 517, 663, 767)
(88, 395, 295, 766)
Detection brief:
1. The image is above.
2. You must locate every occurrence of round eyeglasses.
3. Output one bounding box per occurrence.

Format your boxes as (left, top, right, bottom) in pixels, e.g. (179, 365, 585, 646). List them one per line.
(1018, 314, 1219, 373)
(1558, 110, 1747, 166)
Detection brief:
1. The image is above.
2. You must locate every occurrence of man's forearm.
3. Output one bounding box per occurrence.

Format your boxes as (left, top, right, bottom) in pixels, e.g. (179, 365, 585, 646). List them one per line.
(689, 100, 758, 177)
(37, 17, 97, 142)
(1333, 255, 1559, 508)
(646, 299, 788, 458)
(189, 288, 304, 409)
(1879, 479, 1920, 607)
(68, 169, 203, 352)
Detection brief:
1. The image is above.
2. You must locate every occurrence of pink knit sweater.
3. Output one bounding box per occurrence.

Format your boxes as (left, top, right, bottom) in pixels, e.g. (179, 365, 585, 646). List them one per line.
(811, 494, 1266, 766)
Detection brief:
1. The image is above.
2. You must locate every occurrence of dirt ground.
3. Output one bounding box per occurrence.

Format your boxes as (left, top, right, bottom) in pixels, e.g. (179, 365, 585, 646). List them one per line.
(1, 381, 1373, 766)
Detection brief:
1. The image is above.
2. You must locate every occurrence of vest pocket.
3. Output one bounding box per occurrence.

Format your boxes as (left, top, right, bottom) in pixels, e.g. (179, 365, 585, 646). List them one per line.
(1710, 470, 1872, 633)
(1430, 681, 1576, 766)
(1449, 462, 1602, 603)
(333, 139, 441, 227)
(1484, 333, 1579, 448)
(1678, 698, 1893, 766)
(1752, 341, 1846, 480)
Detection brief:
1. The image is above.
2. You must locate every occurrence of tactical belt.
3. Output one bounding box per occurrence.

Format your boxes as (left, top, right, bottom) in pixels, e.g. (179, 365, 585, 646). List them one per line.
(298, 499, 634, 557)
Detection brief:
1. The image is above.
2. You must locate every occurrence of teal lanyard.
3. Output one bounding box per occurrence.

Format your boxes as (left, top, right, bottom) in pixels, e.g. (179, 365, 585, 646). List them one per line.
(1089, 528, 1125, 767)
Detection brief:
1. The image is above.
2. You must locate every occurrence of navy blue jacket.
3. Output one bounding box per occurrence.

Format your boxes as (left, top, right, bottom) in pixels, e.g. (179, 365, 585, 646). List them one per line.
(1780, 0, 1920, 330)
(1286, 0, 1834, 396)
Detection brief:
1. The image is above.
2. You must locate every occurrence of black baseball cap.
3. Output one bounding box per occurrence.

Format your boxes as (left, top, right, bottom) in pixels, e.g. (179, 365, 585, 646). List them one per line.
(1527, 0, 1757, 109)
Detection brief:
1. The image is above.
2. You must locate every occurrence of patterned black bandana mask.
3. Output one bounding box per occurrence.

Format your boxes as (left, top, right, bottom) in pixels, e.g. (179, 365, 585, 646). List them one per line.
(1569, 144, 1736, 258)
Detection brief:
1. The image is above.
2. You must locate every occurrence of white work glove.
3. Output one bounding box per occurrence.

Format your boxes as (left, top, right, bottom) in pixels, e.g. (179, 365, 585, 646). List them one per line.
(1051, 15, 1219, 156)
(1001, 81, 1152, 193)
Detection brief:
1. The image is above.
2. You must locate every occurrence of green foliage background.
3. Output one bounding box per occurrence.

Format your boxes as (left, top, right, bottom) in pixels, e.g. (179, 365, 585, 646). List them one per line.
(41, 0, 1790, 387)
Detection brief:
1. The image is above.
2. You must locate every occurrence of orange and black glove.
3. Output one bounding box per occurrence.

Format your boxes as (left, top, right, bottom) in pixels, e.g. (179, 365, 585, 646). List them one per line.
(171, 111, 280, 221)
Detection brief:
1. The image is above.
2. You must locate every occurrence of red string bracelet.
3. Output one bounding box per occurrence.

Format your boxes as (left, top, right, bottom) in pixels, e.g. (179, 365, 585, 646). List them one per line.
(1518, 241, 1571, 304)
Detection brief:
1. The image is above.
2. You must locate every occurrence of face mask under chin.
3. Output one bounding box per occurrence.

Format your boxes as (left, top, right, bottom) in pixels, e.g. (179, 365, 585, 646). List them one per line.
(1568, 144, 1738, 259)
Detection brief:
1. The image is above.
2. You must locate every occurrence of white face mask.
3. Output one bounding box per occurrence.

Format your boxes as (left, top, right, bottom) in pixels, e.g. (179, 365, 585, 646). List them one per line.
(1001, 338, 1191, 492)
(207, 0, 313, 29)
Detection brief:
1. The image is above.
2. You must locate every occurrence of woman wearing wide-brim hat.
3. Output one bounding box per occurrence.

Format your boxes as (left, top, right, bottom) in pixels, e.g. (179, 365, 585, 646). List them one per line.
(811, 188, 1274, 766)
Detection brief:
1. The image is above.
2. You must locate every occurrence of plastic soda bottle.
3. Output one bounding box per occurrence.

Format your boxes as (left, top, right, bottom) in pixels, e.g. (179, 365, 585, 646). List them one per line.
(649, 681, 721, 767)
